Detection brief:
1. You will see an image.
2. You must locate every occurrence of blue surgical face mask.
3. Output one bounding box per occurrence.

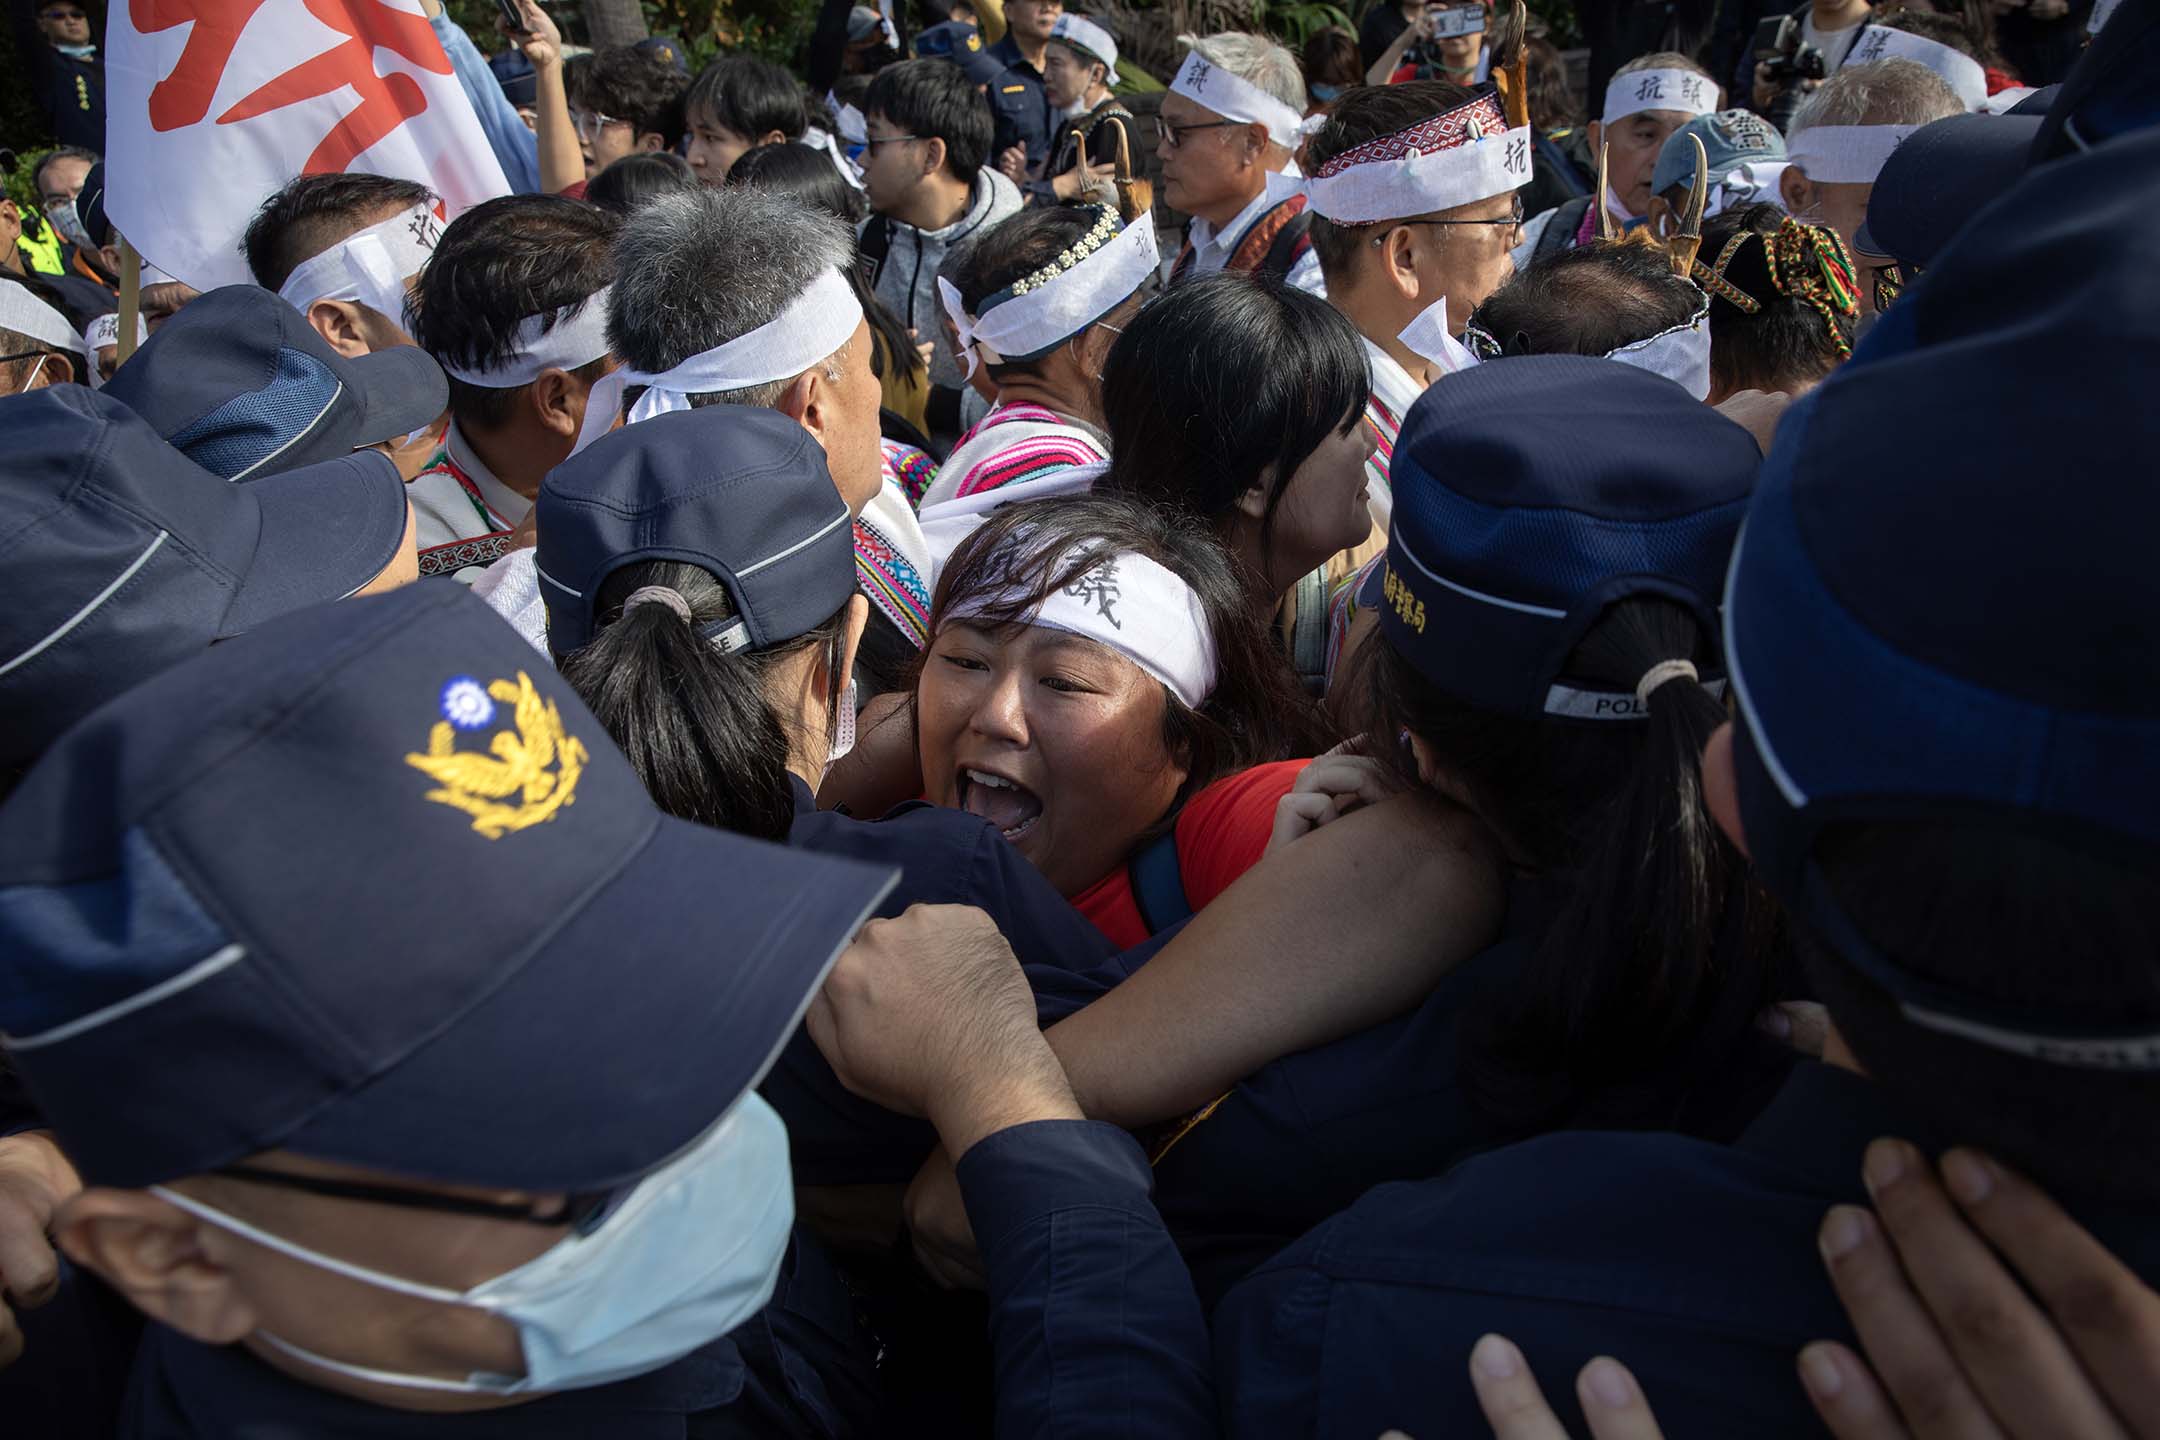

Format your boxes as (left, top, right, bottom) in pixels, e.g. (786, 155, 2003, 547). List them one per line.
(55, 40, 95, 58)
(1310, 82, 1345, 102)
(151, 1094, 796, 1395)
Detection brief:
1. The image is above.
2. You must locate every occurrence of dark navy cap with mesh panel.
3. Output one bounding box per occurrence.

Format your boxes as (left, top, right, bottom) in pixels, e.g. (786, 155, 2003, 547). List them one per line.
(0, 386, 409, 773)
(1851, 113, 2041, 267)
(1726, 124, 2160, 1066)
(1379, 354, 1760, 721)
(0, 581, 898, 1189)
(536, 405, 858, 658)
(102, 285, 446, 481)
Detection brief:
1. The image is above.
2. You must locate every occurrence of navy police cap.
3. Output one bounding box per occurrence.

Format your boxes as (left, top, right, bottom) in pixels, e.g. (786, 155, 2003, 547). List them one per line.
(0, 386, 409, 775)
(0, 581, 897, 1189)
(536, 406, 858, 659)
(1378, 355, 1759, 722)
(1726, 125, 2160, 1068)
(102, 285, 447, 482)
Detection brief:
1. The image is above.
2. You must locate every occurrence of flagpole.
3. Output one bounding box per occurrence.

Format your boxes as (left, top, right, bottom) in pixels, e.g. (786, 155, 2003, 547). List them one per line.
(116, 236, 143, 363)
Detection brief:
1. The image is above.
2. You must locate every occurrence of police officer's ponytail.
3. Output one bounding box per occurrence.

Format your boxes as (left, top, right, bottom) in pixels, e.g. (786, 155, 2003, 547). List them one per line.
(1371, 597, 1791, 1137)
(559, 560, 846, 843)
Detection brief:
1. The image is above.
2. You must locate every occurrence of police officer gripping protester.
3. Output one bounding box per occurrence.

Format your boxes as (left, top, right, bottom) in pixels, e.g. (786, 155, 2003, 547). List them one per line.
(4, 0, 2160, 1436)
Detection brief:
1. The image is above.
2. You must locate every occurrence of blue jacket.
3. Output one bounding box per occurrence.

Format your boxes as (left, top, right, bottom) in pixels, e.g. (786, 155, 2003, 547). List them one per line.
(429, 12, 544, 194)
(1212, 1062, 2160, 1436)
(987, 36, 1054, 175)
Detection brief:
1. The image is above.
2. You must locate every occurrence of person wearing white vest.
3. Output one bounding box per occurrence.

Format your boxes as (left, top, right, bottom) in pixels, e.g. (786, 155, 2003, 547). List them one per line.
(1778, 58, 1964, 310)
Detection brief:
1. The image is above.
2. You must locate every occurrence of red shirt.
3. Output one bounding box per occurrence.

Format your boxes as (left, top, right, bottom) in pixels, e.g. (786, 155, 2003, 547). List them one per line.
(1073, 760, 1309, 949)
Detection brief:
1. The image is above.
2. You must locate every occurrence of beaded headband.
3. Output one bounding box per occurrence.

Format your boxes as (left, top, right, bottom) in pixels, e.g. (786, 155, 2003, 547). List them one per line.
(1302, 92, 1531, 224)
(995, 205, 1123, 302)
(935, 206, 1158, 375)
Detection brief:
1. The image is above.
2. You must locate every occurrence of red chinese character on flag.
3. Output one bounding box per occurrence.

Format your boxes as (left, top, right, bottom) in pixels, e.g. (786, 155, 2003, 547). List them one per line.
(133, 0, 453, 173)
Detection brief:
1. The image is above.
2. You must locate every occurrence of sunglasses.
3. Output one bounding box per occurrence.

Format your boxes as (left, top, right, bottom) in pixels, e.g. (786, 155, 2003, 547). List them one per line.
(41, 7, 87, 17)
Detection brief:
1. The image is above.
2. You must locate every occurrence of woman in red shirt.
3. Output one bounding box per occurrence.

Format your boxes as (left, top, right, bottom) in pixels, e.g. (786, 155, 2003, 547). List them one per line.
(917, 491, 1332, 946)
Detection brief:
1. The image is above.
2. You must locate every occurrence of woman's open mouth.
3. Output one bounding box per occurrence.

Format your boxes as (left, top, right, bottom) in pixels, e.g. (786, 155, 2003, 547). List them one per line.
(959, 767, 1044, 842)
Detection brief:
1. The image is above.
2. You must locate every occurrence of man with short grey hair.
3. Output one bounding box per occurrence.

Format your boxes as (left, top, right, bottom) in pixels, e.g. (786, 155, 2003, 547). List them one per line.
(1779, 58, 1963, 292)
(1159, 30, 1325, 295)
(603, 187, 884, 515)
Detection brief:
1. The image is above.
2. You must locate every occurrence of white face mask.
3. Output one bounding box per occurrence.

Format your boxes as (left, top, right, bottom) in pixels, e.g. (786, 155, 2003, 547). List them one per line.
(151, 1094, 796, 1396)
(47, 199, 90, 251)
(826, 678, 858, 769)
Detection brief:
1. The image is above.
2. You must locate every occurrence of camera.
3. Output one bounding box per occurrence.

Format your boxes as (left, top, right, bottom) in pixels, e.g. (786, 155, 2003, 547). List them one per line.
(1751, 15, 1829, 129)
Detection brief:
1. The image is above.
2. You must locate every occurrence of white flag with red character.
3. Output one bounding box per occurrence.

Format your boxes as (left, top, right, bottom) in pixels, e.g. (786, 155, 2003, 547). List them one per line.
(106, 0, 509, 289)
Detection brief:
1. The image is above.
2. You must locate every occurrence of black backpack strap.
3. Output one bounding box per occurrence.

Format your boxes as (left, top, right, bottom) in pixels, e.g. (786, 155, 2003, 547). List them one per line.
(1126, 827, 1192, 937)
(1534, 195, 1592, 261)
(858, 214, 894, 289)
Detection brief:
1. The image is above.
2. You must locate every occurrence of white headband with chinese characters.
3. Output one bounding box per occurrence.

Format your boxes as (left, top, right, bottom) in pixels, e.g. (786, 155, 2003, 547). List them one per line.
(1602, 68, 1719, 126)
(1841, 26, 1989, 110)
(276, 203, 441, 331)
(1301, 94, 1531, 224)
(571, 268, 863, 454)
(1785, 124, 1919, 183)
(946, 544, 1219, 707)
(1171, 50, 1304, 150)
(437, 287, 614, 388)
(935, 211, 1157, 378)
(0, 283, 85, 355)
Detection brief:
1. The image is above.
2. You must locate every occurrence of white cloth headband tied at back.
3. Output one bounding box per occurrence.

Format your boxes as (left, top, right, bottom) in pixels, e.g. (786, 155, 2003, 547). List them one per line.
(276, 203, 442, 331)
(1052, 14, 1119, 72)
(571, 267, 864, 454)
(1601, 67, 1719, 126)
(1301, 95, 1531, 224)
(1603, 284, 1713, 400)
(948, 544, 1219, 708)
(438, 287, 614, 388)
(1840, 26, 1989, 110)
(935, 212, 1158, 380)
(1171, 50, 1304, 150)
(0, 284, 85, 355)
(1784, 124, 1918, 183)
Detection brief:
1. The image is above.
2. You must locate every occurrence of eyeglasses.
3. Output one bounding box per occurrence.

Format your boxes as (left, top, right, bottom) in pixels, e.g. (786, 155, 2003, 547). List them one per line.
(1377, 195, 1526, 244)
(1160, 119, 1246, 150)
(218, 1163, 623, 1233)
(862, 133, 927, 153)
(571, 108, 631, 139)
(41, 7, 86, 18)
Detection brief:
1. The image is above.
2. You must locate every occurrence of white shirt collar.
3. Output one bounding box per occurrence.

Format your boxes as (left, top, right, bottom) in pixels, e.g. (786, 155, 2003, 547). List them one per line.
(445, 420, 534, 526)
(1362, 334, 1427, 417)
(1190, 168, 1305, 265)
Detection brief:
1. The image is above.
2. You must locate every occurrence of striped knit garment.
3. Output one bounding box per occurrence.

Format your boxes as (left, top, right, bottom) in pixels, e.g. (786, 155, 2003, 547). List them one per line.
(916, 403, 1111, 510)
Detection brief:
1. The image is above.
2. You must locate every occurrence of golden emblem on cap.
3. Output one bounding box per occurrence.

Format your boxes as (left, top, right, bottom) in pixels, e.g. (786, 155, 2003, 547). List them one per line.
(407, 672, 588, 838)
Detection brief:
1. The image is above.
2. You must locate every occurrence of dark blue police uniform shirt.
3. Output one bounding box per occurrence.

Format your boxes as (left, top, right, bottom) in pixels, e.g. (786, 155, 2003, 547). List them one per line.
(1148, 878, 1794, 1305)
(117, 1233, 878, 1437)
(986, 35, 1054, 174)
(1211, 1061, 2160, 1438)
(960, 1119, 1216, 1439)
(764, 778, 1116, 1185)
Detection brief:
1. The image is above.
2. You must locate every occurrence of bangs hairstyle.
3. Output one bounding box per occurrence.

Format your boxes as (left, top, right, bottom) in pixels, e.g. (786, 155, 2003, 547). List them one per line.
(1300, 80, 1481, 280)
(1698, 203, 1853, 396)
(408, 194, 621, 431)
(927, 493, 1329, 811)
(865, 58, 993, 186)
(571, 45, 690, 146)
(942, 203, 1145, 380)
(685, 54, 810, 142)
(1100, 271, 1369, 564)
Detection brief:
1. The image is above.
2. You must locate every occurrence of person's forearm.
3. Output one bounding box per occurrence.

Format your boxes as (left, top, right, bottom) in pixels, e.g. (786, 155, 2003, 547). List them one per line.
(430, 10, 542, 192)
(1045, 789, 1502, 1127)
(534, 53, 583, 194)
(1367, 19, 1421, 84)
